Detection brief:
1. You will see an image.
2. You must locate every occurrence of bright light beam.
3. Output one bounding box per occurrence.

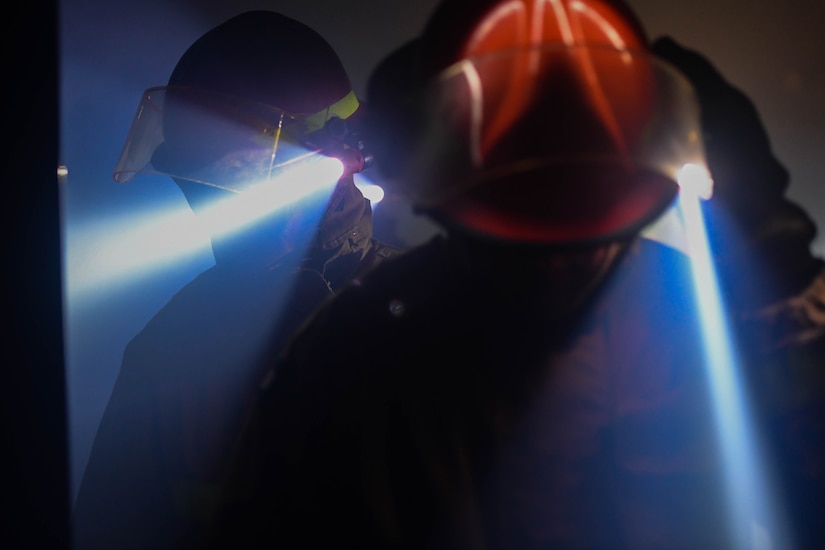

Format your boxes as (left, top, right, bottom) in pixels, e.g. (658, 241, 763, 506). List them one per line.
(65, 203, 213, 304)
(66, 156, 344, 304)
(678, 170, 790, 550)
(195, 155, 344, 238)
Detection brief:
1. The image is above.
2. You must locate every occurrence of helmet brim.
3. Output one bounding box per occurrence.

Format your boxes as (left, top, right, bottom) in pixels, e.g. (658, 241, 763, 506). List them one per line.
(433, 164, 678, 245)
(403, 45, 706, 244)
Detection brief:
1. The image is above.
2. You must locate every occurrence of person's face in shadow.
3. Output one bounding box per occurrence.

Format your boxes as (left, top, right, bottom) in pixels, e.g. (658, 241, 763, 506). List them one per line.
(457, 233, 627, 318)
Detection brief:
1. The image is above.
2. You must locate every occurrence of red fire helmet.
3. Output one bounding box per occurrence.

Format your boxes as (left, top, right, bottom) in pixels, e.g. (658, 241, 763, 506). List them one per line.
(371, 0, 707, 244)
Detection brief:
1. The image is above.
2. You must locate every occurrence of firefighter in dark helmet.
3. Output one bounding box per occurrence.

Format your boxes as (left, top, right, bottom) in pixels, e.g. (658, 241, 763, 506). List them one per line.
(73, 11, 399, 550)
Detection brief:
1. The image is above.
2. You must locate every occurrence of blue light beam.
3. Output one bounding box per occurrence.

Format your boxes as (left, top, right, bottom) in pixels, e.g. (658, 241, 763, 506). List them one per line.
(65, 156, 344, 305)
(677, 164, 791, 550)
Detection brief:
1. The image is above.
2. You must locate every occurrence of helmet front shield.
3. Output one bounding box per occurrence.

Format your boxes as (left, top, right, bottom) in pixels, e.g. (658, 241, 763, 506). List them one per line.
(113, 86, 360, 192)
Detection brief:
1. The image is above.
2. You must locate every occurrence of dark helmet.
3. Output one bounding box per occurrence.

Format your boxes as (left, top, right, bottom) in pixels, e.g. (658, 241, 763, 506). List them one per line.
(368, 0, 709, 245)
(113, 10, 369, 192)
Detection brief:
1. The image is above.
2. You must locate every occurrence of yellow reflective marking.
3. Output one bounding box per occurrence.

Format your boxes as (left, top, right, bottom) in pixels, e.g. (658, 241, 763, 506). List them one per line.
(303, 90, 360, 132)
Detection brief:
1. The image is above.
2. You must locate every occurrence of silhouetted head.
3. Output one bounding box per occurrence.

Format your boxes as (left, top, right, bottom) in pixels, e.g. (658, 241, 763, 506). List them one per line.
(113, 11, 373, 266)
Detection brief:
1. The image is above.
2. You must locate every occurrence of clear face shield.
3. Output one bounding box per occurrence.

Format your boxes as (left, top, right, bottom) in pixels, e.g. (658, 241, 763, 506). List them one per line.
(407, 44, 711, 244)
(111, 86, 368, 258)
(112, 86, 364, 193)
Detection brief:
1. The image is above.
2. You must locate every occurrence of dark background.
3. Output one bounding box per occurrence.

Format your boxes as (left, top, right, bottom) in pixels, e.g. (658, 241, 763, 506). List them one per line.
(5, 0, 816, 546)
(5, 1, 64, 548)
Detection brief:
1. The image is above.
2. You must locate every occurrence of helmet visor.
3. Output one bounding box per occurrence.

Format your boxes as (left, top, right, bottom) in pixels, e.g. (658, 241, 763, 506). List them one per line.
(409, 44, 707, 244)
(112, 86, 358, 192)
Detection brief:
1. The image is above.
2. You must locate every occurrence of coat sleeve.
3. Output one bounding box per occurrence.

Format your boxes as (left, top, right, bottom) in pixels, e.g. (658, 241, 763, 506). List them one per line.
(206, 284, 383, 548)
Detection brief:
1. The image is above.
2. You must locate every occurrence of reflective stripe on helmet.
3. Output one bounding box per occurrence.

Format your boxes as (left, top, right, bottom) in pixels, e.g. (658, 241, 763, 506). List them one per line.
(303, 90, 360, 133)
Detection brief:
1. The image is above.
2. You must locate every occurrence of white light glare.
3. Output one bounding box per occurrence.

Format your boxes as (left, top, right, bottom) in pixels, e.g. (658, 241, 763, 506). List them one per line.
(355, 181, 385, 205)
(677, 162, 714, 200)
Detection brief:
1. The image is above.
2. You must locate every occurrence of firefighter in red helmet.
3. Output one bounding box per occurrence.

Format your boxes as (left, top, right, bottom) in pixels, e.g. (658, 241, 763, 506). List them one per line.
(72, 11, 399, 550)
(209, 1, 825, 548)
